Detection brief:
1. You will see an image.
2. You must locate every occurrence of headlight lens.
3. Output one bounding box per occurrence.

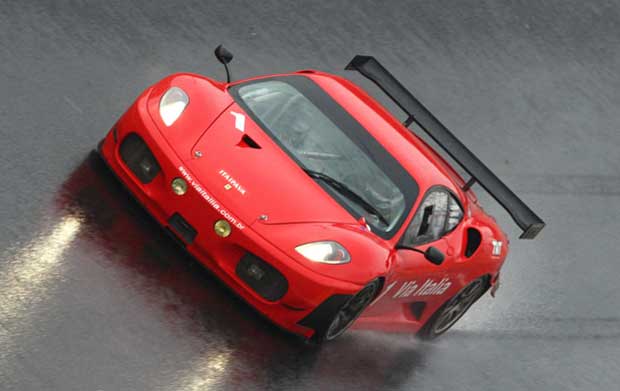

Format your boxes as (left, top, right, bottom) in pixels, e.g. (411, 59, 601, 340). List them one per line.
(159, 87, 189, 126)
(295, 241, 350, 264)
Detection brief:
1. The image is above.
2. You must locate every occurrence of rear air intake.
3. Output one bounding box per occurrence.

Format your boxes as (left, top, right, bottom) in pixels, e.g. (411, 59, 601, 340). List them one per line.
(236, 253, 288, 301)
(465, 228, 482, 258)
(119, 133, 160, 184)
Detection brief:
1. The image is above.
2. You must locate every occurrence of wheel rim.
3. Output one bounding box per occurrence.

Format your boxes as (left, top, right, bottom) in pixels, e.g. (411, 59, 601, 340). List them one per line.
(432, 278, 486, 335)
(325, 283, 378, 340)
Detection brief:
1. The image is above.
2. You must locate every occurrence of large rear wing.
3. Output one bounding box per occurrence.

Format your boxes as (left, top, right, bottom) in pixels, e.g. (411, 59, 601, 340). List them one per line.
(345, 55, 544, 239)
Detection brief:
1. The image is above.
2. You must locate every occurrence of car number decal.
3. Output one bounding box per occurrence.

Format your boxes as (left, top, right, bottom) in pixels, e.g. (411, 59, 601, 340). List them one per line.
(492, 239, 503, 256)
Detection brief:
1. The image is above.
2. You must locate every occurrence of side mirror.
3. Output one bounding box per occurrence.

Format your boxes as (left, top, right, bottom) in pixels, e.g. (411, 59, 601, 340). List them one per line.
(424, 246, 445, 265)
(214, 44, 233, 64)
(214, 44, 233, 83)
(395, 244, 446, 266)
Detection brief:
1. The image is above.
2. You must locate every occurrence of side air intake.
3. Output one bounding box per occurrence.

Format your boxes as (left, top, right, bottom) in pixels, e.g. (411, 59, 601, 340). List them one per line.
(465, 228, 482, 258)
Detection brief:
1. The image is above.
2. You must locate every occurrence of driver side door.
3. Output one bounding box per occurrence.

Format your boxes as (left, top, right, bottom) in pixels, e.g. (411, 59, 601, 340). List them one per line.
(373, 187, 463, 319)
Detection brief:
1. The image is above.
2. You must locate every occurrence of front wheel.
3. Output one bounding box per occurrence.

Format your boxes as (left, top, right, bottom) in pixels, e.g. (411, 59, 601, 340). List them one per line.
(312, 279, 381, 343)
(417, 276, 489, 340)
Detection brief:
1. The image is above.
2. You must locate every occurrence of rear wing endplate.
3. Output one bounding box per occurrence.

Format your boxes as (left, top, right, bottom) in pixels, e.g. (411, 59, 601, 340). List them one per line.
(345, 55, 544, 239)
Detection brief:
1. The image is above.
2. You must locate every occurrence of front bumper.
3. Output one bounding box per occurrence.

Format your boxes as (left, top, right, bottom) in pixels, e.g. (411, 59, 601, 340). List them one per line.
(98, 93, 363, 338)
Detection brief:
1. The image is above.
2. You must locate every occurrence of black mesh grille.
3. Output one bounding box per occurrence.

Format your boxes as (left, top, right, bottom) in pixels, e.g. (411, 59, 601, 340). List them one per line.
(236, 253, 288, 301)
(119, 133, 160, 184)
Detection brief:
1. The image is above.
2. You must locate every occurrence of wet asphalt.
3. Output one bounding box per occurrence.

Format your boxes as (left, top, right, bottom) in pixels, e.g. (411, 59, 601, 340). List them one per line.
(1, 1, 619, 390)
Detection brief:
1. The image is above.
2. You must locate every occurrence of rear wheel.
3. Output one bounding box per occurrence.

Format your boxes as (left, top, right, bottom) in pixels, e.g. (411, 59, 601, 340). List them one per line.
(418, 276, 489, 340)
(313, 279, 381, 343)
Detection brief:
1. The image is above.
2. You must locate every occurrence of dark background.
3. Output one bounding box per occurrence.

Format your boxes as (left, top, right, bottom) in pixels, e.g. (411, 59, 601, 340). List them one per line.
(1, 1, 619, 390)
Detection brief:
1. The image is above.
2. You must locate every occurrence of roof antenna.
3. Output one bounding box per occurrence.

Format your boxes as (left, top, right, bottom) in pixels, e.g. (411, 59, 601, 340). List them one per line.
(214, 44, 233, 83)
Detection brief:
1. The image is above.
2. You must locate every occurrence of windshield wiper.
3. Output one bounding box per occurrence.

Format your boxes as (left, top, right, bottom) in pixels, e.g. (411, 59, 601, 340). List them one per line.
(304, 169, 389, 227)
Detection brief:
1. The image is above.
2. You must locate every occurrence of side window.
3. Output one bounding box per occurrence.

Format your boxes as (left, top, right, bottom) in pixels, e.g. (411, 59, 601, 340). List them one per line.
(401, 188, 463, 246)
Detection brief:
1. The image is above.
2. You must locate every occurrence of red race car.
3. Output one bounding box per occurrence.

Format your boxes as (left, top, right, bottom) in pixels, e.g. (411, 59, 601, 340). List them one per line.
(97, 45, 544, 342)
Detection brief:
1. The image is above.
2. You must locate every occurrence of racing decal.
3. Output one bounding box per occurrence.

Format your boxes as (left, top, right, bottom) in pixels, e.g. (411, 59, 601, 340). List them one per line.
(230, 111, 246, 132)
(178, 166, 246, 229)
(219, 169, 247, 195)
(392, 278, 452, 299)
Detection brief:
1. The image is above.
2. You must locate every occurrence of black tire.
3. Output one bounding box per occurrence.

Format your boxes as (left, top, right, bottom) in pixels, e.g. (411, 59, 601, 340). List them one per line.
(417, 276, 489, 340)
(311, 279, 381, 343)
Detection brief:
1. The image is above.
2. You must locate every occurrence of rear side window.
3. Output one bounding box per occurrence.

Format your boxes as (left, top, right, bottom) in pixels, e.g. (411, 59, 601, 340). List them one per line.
(401, 188, 463, 246)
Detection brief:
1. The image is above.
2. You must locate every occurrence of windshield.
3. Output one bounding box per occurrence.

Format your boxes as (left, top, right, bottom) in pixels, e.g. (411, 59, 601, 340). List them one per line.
(230, 76, 418, 238)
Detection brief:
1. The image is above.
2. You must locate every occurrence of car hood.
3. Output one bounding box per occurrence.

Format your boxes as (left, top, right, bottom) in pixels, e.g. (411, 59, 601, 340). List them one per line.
(180, 102, 357, 228)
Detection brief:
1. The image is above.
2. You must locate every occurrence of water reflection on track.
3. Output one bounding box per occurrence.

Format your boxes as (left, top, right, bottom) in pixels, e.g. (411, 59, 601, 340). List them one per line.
(22, 152, 426, 390)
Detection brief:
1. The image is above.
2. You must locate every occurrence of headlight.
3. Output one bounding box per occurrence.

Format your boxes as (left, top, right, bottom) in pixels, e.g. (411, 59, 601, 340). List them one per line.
(295, 241, 350, 264)
(159, 87, 189, 126)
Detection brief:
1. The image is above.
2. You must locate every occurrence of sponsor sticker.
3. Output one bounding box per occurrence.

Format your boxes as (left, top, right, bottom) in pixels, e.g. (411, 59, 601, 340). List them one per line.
(391, 278, 452, 299)
(219, 169, 246, 195)
(370, 278, 453, 306)
(178, 165, 245, 229)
